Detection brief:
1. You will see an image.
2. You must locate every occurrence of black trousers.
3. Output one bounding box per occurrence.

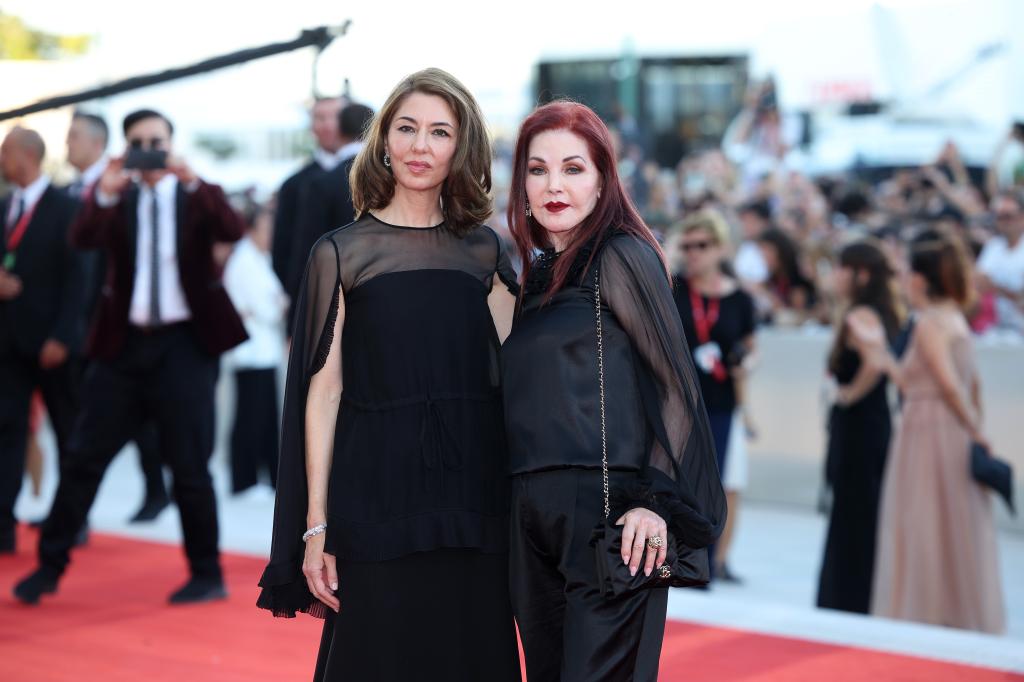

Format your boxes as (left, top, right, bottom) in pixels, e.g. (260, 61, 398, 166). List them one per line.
(510, 469, 668, 682)
(38, 324, 222, 579)
(229, 367, 278, 493)
(0, 352, 81, 540)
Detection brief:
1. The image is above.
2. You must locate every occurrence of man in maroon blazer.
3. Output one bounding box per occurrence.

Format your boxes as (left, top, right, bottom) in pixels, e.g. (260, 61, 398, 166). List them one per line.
(14, 109, 247, 606)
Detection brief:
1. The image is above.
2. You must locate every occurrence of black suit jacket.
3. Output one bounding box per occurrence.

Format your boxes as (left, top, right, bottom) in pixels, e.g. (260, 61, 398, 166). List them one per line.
(285, 157, 357, 314)
(69, 180, 248, 361)
(0, 185, 88, 358)
(271, 160, 322, 289)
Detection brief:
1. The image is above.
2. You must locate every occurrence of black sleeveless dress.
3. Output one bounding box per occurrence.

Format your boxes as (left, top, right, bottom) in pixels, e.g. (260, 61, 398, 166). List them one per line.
(816, 345, 891, 614)
(258, 214, 521, 681)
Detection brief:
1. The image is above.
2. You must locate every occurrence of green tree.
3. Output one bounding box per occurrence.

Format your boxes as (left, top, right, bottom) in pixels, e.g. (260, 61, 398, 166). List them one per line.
(0, 12, 91, 60)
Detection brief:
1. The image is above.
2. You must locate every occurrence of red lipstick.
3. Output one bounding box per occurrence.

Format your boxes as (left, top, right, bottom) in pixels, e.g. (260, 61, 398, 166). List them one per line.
(544, 201, 569, 213)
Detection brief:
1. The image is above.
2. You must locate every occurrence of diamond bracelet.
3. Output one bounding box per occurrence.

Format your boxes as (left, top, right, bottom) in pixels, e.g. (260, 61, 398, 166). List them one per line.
(302, 524, 327, 542)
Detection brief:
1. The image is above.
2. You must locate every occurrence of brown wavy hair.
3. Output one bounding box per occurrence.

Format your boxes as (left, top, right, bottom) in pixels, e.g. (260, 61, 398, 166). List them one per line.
(349, 68, 492, 236)
(910, 228, 974, 309)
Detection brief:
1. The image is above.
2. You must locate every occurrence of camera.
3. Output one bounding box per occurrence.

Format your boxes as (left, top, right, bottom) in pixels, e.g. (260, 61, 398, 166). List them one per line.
(124, 148, 168, 171)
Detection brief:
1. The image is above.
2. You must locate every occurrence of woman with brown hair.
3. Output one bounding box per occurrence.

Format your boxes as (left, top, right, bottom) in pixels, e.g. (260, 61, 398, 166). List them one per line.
(502, 101, 725, 681)
(257, 68, 521, 680)
(816, 239, 901, 614)
(851, 231, 1005, 633)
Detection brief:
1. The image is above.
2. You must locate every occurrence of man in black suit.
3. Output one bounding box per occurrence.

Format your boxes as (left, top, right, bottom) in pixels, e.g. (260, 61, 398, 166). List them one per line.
(271, 97, 344, 297)
(66, 111, 170, 523)
(13, 110, 247, 606)
(284, 102, 375, 311)
(0, 127, 87, 554)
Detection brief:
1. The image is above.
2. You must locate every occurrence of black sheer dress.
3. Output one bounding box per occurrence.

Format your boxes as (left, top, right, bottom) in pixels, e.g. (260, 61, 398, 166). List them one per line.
(817, 345, 891, 614)
(258, 214, 521, 681)
(502, 232, 726, 681)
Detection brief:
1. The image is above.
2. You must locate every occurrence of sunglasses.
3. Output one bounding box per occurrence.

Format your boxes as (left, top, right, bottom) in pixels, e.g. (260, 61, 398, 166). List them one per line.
(128, 137, 167, 150)
(994, 212, 1018, 221)
(681, 240, 715, 253)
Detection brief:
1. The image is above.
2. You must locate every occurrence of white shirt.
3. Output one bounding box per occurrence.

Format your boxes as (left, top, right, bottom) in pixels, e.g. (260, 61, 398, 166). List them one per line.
(977, 234, 1024, 332)
(223, 237, 288, 368)
(734, 240, 769, 284)
(6, 174, 51, 229)
(338, 140, 364, 162)
(313, 146, 347, 172)
(128, 175, 192, 326)
(74, 156, 109, 196)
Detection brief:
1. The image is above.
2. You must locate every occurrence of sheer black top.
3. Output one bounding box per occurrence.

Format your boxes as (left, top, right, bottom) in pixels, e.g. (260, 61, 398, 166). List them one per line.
(258, 214, 519, 618)
(501, 232, 726, 547)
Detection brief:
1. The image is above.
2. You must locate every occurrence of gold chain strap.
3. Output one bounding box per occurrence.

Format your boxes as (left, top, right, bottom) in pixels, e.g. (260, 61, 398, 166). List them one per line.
(594, 267, 610, 520)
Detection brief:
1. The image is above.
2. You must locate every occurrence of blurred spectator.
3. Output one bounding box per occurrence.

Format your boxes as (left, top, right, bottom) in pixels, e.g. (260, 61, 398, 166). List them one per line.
(224, 196, 287, 497)
(756, 228, 821, 325)
(670, 209, 757, 583)
(0, 126, 87, 554)
(65, 111, 169, 523)
(817, 239, 902, 615)
(284, 102, 374, 311)
(976, 189, 1024, 334)
(271, 97, 344, 304)
(722, 78, 803, 190)
(734, 199, 771, 286)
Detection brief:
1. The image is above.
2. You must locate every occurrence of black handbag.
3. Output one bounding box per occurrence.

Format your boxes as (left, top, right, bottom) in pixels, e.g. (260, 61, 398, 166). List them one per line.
(588, 266, 711, 598)
(970, 442, 1015, 515)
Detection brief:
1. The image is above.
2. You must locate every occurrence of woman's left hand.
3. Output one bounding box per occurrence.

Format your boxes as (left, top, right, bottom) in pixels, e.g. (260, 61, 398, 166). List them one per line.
(616, 507, 668, 577)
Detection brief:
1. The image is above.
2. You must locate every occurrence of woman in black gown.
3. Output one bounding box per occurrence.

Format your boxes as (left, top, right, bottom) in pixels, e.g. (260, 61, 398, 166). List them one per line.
(257, 68, 521, 681)
(502, 101, 726, 682)
(816, 239, 901, 614)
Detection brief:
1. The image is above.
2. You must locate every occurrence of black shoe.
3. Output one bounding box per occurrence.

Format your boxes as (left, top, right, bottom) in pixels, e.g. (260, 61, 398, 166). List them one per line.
(13, 567, 60, 605)
(128, 496, 171, 523)
(0, 536, 13, 555)
(714, 563, 744, 584)
(168, 576, 227, 605)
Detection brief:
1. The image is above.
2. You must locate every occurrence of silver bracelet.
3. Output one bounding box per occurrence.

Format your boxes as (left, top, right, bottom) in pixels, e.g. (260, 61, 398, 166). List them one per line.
(302, 524, 327, 542)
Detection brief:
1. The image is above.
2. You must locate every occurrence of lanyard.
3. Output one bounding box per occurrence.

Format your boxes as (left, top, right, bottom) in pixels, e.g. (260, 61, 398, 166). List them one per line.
(688, 280, 728, 382)
(2, 201, 38, 271)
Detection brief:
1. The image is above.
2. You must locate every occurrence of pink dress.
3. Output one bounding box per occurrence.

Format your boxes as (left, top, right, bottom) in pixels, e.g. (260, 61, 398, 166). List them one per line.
(871, 311, 1005, 633)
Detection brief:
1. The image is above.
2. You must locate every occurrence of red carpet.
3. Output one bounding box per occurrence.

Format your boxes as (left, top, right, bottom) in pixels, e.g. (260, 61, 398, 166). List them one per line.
(0, 526, 1018, 681)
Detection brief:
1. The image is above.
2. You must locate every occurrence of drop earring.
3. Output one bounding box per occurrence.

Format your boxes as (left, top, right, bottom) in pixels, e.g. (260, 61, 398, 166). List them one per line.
(384, 151, 391, 167)
(525, 200, 532, 218)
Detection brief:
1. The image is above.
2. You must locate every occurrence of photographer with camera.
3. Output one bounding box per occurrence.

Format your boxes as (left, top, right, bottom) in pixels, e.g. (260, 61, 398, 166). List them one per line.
(13, 109, 248, 607)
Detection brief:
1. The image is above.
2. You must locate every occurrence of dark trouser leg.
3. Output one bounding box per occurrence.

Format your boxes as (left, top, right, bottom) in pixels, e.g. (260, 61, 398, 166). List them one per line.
(0, 355, 35, 543)
(511, 469, 668, 682)
(37, 357, 82, 465)
(39, 360, 143, 573)
(134, 421, 166, 502)
(151, 330, 220, 580)
(510, 474, 567, 682)
(230, 367, 278, 493)
(706, 410, 733, 573)
(257, 368, 280, 488)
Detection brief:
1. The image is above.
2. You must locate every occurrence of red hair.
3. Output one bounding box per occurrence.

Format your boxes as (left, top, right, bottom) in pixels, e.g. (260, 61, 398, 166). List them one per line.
(507, 101, 667, 297)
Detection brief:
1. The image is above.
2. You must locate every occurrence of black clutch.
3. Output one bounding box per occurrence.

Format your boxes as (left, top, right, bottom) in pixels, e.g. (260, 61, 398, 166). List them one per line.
(970, 442, 1015, 515)
(591, 521, 709, 597)
(589, 267, 710, 598)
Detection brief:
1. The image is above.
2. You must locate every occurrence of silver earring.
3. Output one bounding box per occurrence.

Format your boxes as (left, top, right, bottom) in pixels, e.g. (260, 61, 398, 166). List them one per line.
(384, 151, 391, 167)
(525, 200, 532, 218)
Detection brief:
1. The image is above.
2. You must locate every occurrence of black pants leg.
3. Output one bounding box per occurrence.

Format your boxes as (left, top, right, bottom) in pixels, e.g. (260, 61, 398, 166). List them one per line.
(135, 421, 167, 502)
(230, 367, 279, 493)
(510, 469, 668, 682)
(37, 357, 83, 466)
(149, 328, 221, 580)
(39, 358, 144, 573)
(0, 355, 35, 542)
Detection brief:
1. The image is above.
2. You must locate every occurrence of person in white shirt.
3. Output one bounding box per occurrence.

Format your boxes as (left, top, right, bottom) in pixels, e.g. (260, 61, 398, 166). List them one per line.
(223, 199, 288, 495)
(66, 110, 170, 522)
(977, 189, 1024, 334)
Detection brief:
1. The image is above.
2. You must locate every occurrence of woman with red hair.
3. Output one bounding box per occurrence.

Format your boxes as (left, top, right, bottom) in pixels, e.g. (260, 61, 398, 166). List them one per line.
(502, 101, 726, 680)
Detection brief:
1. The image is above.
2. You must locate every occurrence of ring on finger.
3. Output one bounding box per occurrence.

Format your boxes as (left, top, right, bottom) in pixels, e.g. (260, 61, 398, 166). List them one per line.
(647, 536, 664, 550)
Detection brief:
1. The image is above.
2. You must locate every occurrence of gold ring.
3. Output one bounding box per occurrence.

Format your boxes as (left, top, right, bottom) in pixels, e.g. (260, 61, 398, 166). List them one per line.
(647, 536, 664, 549)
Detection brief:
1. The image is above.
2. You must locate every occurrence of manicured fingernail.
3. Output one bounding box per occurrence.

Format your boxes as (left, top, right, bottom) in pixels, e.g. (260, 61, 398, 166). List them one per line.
(330, 582, 338, 590)
(645, 569, 651, 576)
(630, 567, 637, 576)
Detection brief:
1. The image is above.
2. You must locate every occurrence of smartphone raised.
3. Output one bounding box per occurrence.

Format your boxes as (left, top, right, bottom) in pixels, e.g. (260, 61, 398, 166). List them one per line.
(124, 148, 168, 171)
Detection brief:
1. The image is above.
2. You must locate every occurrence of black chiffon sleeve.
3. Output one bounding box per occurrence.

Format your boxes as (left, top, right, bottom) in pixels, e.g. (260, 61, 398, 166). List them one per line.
(601, 235, 727, 548)
(257, 236, 341, 619)
(489, 226, 520, 295)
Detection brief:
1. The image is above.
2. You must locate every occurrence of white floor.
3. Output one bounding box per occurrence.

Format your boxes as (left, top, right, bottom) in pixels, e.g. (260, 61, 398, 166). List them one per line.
(13, 430, 1024, 675)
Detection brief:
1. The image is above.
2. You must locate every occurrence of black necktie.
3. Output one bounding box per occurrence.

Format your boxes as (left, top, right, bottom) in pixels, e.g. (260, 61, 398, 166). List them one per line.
(149, 190, 162, 325)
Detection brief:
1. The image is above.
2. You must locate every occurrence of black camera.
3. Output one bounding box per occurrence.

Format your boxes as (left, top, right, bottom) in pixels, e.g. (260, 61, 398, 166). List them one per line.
(124, 148, 168, 171)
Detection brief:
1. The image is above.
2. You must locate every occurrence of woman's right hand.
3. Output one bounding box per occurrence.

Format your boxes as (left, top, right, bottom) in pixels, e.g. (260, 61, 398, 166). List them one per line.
(302, 533, 340, 612)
